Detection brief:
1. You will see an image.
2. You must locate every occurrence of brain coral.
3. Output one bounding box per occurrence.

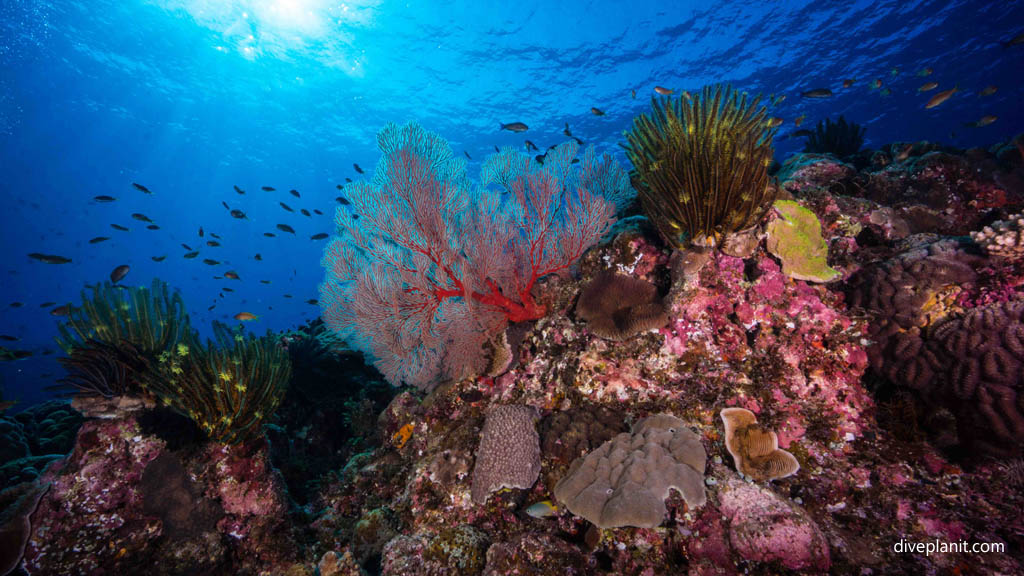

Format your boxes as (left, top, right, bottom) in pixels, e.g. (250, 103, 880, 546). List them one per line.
(553, 413, 706, 529)
(844, 238, 982, 388)
(470, 405, 541, 505)
(576, 271, 668, 341)
(926, 301, 1024, 457)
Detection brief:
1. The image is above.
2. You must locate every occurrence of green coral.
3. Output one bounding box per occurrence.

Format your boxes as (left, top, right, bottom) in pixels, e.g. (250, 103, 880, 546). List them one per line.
(766, 200, 839, 283)
(623, 83, 777, 249)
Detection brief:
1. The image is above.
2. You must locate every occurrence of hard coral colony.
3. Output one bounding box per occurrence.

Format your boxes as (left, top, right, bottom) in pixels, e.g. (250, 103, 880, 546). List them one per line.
(2, 79, 1024, 576)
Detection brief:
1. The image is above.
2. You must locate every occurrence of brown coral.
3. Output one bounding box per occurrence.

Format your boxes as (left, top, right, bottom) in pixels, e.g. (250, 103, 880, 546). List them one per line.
(553, 413, 706, 529)
(926, 301, 1024, 457)
(540, 405, 626, 466)
(470, 405, 541, 504)
(720, 408, 800, 481)
(576, 271, 668, 341)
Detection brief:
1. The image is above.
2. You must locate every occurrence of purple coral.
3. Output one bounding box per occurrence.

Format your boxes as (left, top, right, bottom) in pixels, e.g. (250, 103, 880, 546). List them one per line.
(470, 405, 541, 504)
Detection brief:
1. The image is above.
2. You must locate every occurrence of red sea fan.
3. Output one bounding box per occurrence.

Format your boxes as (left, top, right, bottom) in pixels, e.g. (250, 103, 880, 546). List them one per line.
(320, 122, 620, 390)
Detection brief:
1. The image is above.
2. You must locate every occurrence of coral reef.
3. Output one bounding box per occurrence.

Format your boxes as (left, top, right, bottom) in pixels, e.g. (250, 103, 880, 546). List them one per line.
(623, 83, 777, 248)
(553, 414, 706, 528)
(575, 271, 667, 340)
(971, 211, 1024, 261)
(470, 404, 541, 504)
(803, 115, 866, 158)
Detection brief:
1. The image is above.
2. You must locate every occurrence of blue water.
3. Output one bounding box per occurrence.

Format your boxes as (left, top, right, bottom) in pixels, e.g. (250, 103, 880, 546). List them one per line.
(1, 0, 1022, 407)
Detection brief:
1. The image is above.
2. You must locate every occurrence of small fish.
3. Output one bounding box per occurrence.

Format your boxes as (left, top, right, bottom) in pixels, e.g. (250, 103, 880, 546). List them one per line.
(290, 189, 300, 198)
(313, 209, 323, 215)
(336, 184, 344, 190)
(979, 85, 998, 97)
(918, 82, 939, 92)
(590, 107, 605, 116)
(0, 335, 18, 341)
(202, 259, 219, 266)
(146, 224, 159, 230)
(230, 209, 247, 219)
(493, 146, 499, 152)
(284, 294, 293, 299)
(224, 271, 240, 280)
(871, 78, 882, 89)
(277, 224, 295, 234)
(345, 177, 352, 183)
(206, 240, 220, 247)
(210, 233, 221, 239)
(151, 255, 166, 262)
(50, 304, 71, 316)
(234, 185, 245, 194)
(254, 254, 262, 261)
(28, 253, 72, 264)
(222, 287, 234, 292)
(93, 195, 116, 202)
(801, 88, 832, 98)
(654, 86, 673, 95)
(234, 312, 259, 321)
(880, 87, 892, 97)
(310, 233, 329, 240)
(563, 122, 572, 137)
(262, 186, 276, 191)
(793, 114, 806, 127)
(9, 302, 23, 308)
(208, 305, 215, 311)
(335, 196, 350, 205)
(966, 115, 997, 127)
(773, 94, 787, 105)
(264, 232, 276, 238)
(842, 78, 855, 88)
(183, 251, 199, 259)
(524, 500, 558, 519)
(89, 236, 110, 244)
(1001, 31, 1024, 47)
(631, 89, 636, 99)
(131, 213, 152, 223)
(110, 264, 130, 284)
(535, 154, 546, 165)
(499, 122, 529, 133)
(260, 280, 271, 284)
(524, 140, 538, 151)
(40, 301, 56, 307)
(222, 201, 230, 210)
(464, 151, 472, 160)
(916, 67, 933, 77)
(924, 86, 958, 109)
(301, 209, 311, 217)
(305, 299, 318, 305)
(890, 66, 900, 76)
(132, 182, 152, 194)
(353, 163, 364, 174)
(111, 224, 129, 231)
(182, 243, 193, 250)
(199, 226, 204, 237)
(765, 117, 783, 128)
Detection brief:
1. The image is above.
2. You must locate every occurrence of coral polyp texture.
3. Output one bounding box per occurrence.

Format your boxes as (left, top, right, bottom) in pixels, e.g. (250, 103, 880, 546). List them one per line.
(553, 414, 706, 529)
(319, 122, 619, 390)
(575, 271, 668, 340)
(802, 115, 866, 158)
(623, 83, 777, 249)
(720, 407, 800, 481)
(470, 404, 541, 505)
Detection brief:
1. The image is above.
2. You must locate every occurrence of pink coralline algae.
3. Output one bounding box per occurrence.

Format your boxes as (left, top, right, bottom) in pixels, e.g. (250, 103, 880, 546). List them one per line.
(717, 478, 830, 572)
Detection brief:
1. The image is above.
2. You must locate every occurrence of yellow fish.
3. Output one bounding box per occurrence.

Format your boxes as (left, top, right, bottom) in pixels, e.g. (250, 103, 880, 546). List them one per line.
(524, 500, 558, 518)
